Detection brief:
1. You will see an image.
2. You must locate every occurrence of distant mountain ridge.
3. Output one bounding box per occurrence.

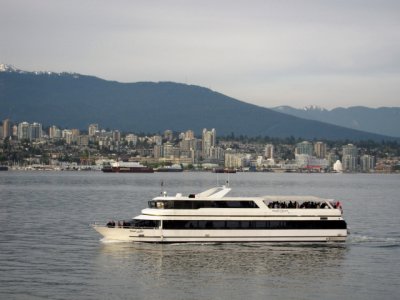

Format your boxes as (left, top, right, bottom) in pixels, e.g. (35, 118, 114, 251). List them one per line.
(272, 105, 400, 138)
(0, 64, 398, 141)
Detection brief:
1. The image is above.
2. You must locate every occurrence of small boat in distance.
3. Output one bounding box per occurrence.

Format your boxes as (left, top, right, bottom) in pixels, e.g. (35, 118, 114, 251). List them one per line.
(102, 161, 154, 173)
(0, 165, 8, 171)
(92, 185, 348, 243)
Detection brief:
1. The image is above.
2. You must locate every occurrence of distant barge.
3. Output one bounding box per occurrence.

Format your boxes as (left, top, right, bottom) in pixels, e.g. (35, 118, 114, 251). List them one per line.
(102, 162, 154, 173)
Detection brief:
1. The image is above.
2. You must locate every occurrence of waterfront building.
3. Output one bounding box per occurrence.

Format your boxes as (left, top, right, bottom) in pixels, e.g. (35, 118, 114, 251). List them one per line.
(225, 152, 245, 169)
(342, 154, 357, 172)
(295, 141, 313, 156)
(163, 142, 175, 158)
(360, 155, 375, 172)
(314, 142, 327, 159)
(209, 146, 225, 162)
(342, 144, 358, 172)
(327, 153, 339, 168)
(153, 144, 163, 159)
(295, 154, 328, 171)
(88, 124, 98, 136)
(333, 160, 343, 172)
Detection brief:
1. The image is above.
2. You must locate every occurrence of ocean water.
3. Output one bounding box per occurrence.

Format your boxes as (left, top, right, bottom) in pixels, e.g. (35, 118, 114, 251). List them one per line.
(0, 171, 399, 300)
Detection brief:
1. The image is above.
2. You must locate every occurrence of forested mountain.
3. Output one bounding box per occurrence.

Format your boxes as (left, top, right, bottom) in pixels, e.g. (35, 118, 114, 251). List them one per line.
(0, 66, 397, 141)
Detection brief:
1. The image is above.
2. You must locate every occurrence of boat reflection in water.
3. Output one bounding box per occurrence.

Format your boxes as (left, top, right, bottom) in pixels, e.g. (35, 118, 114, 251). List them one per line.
(95, 242, 347, 299)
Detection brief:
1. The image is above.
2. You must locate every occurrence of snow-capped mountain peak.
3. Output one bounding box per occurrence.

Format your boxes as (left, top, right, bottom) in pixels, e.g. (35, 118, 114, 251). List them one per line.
(0, 63, 79, 78)
(303, 105, 327, 111)
(0, 63, 21, 72)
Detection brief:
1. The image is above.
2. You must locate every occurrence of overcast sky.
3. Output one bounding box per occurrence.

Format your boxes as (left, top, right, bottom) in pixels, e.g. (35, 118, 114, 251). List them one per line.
(1, 0, 400, 109)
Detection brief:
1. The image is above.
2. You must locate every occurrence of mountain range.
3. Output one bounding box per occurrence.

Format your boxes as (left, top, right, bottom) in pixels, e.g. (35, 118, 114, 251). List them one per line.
(272, 105, 400, 138)
(0, 64, 398, 141)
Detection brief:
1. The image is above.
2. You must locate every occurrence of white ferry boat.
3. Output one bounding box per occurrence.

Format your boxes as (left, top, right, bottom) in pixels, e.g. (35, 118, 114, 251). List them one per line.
(92, 186, 347, 243)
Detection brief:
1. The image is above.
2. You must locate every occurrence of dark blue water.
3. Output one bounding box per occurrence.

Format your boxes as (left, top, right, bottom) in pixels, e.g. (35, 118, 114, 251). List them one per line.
(0, 172, 399, 299)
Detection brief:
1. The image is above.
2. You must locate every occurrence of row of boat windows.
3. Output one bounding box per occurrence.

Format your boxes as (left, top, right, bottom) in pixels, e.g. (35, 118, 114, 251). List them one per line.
(106, 220, 159, 228)
(148, 200, 259, 209)
(108, 219, 347, 230)
(266, 201, 331, 209)
(162, 220, 347, 230)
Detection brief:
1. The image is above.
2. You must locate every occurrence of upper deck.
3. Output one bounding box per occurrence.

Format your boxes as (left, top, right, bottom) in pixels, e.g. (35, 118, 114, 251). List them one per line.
(141, 186, 343, 217)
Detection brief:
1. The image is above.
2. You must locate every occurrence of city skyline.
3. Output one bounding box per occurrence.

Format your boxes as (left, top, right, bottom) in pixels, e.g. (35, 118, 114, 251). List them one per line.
(2, 117, 396, 173)
(1, 1, 400, 109)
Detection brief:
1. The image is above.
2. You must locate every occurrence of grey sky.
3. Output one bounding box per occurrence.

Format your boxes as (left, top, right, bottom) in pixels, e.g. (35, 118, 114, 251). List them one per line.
(1, 0, 400, 109)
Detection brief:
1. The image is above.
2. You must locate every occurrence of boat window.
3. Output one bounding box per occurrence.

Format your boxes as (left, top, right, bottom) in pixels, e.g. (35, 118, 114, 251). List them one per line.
(131, 219, 160, 228)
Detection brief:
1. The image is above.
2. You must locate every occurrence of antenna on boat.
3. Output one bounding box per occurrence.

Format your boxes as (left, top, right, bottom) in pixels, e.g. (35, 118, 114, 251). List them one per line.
(160, 180, 165, 195)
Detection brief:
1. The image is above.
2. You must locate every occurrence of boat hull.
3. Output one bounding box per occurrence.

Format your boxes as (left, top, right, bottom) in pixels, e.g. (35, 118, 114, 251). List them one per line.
(92, 225, 347, 243)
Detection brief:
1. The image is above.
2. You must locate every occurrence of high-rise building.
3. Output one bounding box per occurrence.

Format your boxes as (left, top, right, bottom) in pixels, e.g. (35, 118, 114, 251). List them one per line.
(17, 122, 30, 140)
(342, 144, 358, 172)
(164, 130, 173, 142)
(264, 144, 274, 159)
(360, 155, 375, 172)
(163, 142, 174, 158)
(77, 135, 89, 146)
(29, 122, 42, 140)
(88, 124, 98, 136)
(295, 141, 313, 156)
(342, 155, 357, 172)
(202, 128, 216, 158)
(71, 129, 80, 137)
(225, 153, 245, 169)
(125, 134, 138, 146)
(49, 125, 62, 139)
(314, 142, 327, 159)
(153, 145, 163, 158)
(2, 118, 11, 138)
(342, 144, 358, 157)
(62, 129, 73, 144)
(12, 125, 18, 137)
(112, 130, 121, 142)
(185, 130, 194, 140)
(153, 135, 162, 146)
